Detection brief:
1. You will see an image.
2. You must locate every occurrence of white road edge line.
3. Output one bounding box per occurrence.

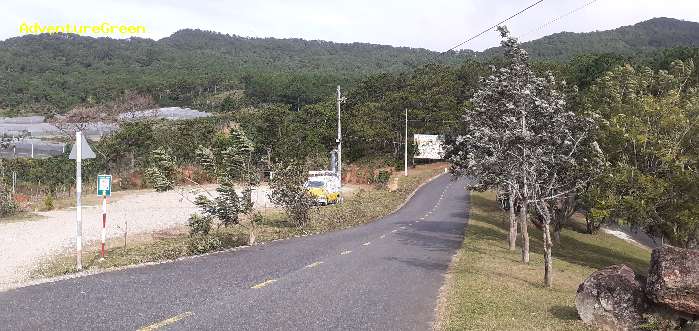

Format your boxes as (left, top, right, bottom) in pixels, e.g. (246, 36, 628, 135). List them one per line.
(305, 261, 324, 268)
(138, 311, 194, 331)
(251, 279, 277, 289)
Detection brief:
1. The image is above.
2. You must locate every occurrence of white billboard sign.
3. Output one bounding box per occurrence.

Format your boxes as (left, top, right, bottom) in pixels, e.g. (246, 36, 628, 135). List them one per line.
(414, 134, 445, 160)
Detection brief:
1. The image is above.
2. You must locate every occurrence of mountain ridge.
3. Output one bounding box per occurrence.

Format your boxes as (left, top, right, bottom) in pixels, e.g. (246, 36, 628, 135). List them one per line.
(1, 17, 698, 113)
(481, 17, 699, 60)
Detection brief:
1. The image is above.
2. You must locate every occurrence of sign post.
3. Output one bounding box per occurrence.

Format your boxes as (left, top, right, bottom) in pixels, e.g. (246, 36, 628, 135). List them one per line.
(69, 132, 96, 271)
(97, 175, 112, 260)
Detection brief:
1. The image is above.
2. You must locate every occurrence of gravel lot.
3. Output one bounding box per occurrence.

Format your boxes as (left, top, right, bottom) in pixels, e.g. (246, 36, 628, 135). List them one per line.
(0, 185, 275, 288)
(0, 183, 360, 288)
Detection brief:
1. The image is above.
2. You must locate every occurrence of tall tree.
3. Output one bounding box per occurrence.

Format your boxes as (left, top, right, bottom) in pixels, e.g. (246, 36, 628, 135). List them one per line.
(584, 60, 699, 248)
(449, 26, 602, 287)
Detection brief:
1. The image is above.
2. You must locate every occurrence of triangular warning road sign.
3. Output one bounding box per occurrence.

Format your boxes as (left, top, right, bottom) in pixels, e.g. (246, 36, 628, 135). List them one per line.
(69, 133, 96, 159)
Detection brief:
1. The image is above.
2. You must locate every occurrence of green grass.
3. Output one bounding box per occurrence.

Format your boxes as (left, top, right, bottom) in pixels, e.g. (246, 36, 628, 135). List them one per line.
(437, 191, 651, 331)
(32, 166, 444, 279)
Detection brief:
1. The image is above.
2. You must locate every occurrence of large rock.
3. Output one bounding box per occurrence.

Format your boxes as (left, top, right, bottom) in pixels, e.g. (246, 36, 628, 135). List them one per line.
(646, 246, 699, 315)
(576, 264, 648, 330)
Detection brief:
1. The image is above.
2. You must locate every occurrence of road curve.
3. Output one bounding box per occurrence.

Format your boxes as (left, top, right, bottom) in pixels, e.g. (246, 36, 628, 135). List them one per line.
(0, 174, 470, 331)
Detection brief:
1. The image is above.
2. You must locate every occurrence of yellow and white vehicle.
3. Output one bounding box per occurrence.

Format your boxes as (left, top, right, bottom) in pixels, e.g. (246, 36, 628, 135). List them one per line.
(305, 171, 341, 205)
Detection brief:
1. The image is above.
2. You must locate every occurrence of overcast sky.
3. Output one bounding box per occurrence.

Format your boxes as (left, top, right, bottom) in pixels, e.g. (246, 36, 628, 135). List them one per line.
(2, 0, 699, 51)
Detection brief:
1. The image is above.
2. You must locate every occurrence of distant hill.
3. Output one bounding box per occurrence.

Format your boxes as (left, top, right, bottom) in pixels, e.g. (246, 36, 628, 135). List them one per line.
(0, 30, 470, 114)
(1, 17, 698, 115)
(482, 17, 699, 60)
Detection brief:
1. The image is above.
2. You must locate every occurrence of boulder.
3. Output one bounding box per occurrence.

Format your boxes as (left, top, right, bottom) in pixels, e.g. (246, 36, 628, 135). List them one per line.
(576, 264, 648, 330)
(646, 246, 699, 315)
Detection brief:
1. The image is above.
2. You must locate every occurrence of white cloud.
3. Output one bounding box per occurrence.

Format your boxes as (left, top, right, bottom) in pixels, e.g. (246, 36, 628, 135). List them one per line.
(2, 0, 698, 51)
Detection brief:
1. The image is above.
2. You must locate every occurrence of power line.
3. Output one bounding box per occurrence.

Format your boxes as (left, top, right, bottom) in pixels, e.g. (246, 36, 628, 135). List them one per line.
(520, 0, 600, 38)
(443, 0, 545, 53)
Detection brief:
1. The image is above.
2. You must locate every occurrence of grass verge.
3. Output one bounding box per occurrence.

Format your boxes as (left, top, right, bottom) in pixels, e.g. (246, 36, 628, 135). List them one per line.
(436, 191, 651, 331)
(31, 164, 445, 279)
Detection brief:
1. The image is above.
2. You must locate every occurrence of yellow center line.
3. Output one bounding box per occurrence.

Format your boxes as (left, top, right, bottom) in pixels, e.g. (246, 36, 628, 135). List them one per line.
(340, 250, 352, 255)
(138, 311, 194, 331)
(305, 261, 324, 268)
(251, 279, 277, 289)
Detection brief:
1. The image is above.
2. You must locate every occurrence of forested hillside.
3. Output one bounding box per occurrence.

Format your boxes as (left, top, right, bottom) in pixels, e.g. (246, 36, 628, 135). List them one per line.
(0, 30, 470, 114)
(1, 17, 699, 115)
(483, 17, 699, 60)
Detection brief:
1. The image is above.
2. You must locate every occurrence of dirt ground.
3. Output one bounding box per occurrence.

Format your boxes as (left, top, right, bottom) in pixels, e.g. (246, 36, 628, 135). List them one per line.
(0, 183, 360, 288)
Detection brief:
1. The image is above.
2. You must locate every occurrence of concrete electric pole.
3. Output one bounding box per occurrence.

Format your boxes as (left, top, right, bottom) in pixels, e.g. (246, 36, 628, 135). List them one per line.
(404, 108, 408, 177)
(336, 86, 343, 195)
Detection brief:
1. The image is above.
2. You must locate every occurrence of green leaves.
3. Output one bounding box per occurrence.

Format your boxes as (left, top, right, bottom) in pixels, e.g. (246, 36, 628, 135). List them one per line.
(144, 147, 177, 192)
(268, 161, 314, 226)
(190, 129, 257, 228)
(585, 60, 699, 247)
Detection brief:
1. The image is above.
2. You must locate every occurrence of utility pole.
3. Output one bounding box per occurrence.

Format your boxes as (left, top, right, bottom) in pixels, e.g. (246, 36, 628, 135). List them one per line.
(336, 86, 343, 196)
(404, 109, 408, 176)
(75, 132, 83, 270)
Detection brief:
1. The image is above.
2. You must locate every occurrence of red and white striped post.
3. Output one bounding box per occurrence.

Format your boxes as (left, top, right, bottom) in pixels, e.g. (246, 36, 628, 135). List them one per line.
(100, 192, 107, 260)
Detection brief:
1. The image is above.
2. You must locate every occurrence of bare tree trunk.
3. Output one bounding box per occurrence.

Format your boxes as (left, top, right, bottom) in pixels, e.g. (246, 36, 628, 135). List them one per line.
(553, 220, 561, 244)
(585, 213, 595, 234)
(543, 218, 553, 287)
(248, 229, 256, 245)
(508, 191, 517, 251)
(536, 201, 554, 287)
(520, 200, 530, 263)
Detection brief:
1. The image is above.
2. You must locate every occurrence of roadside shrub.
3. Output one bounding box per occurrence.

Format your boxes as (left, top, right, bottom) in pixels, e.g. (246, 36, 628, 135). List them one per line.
(0, 192, 18, 217)
(144, 147, 177, 191)
(188, 214, 213, 236)
(43, 194, 55, 211)
(268, 161, 314, 226)
(188, 235, 222, 254)
(373, 170, 391, 189)
(0, 161, 18, 217)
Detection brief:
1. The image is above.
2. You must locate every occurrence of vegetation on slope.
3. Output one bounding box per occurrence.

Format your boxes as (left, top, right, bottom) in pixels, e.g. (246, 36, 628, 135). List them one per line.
(0, 30, 470, 114)
(3, 18, 699, 115)
(436, 191, 651, 330)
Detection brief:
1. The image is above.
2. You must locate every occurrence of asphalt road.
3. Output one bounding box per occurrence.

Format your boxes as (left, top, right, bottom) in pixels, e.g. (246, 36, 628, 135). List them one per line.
(0, 174, 470, 331)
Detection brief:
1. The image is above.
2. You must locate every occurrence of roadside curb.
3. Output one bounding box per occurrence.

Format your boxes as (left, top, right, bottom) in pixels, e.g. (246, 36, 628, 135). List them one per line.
(1, 168, 449, 293)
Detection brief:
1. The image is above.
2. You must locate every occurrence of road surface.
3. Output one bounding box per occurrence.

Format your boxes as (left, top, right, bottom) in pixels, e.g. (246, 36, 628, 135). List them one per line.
(0, 175, 470, 330)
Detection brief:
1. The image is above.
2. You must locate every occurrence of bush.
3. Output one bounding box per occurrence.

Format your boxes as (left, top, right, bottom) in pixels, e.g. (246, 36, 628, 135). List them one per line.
(144, 147, 177, 192)
(268, 161, 314, 226)
(43, 194, 55, 211)
(0, 192, 18, 217)
(187, 235, 222, 254)
(373, 170, 391, 188)
(188, 214, 213, 236)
